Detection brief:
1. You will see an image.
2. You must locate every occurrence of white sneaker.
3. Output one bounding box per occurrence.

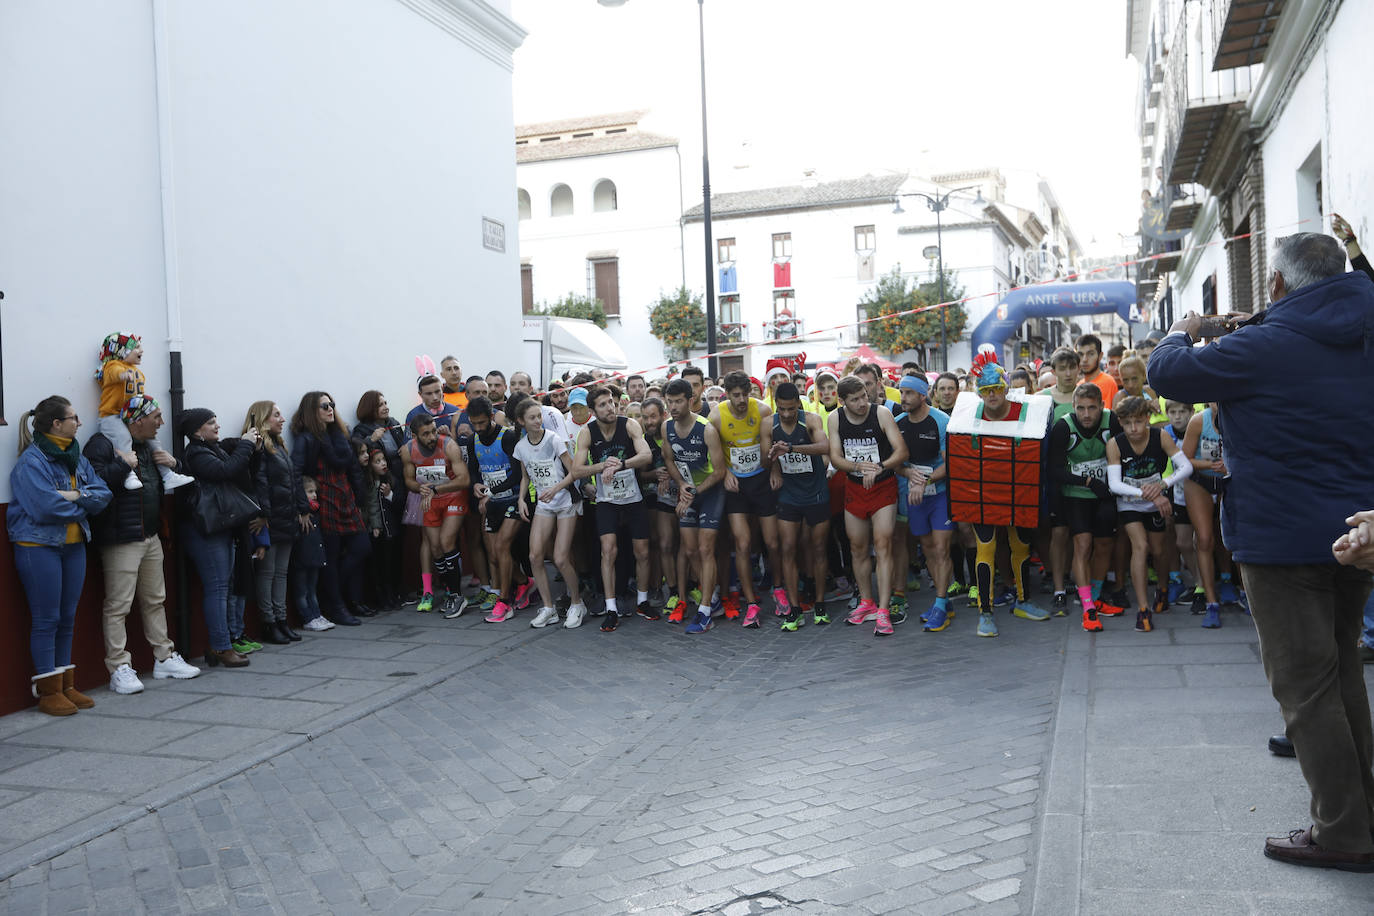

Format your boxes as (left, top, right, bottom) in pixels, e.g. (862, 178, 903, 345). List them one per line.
(110, 664, 144, 694)
(161, 471, 196, 491)
(531, 607, 560, 628)
(123, 470, 143, 491)
(564, 603, 587, 629)
(153, 652, 200, 679)
(303, 616, 335, 631)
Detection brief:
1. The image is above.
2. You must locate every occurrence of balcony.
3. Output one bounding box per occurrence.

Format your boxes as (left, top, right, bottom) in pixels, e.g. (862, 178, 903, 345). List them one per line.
(1161, 0, 1260, 192)
(718, 322, 746, 344)
(762, 317, 805, 342)
(1211, 0, 1286, 70)
(1165, 182, 1205, 231)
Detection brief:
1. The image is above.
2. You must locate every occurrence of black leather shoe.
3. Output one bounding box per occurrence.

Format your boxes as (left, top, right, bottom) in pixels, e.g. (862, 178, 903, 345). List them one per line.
(278, 621, 302, 642)
(1269, 735, 1296, 757)
(352, 603, 379, 618)
(260, 623, 290, 645)
(328, 609, 362, 626)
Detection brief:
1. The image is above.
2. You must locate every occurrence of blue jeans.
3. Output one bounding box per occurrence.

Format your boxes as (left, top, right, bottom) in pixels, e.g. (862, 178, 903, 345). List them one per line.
(256, 542, 293, 623)
(184, 526, 233, 652)
(14, 543, 87, 674)
(291, 566, 322, 621)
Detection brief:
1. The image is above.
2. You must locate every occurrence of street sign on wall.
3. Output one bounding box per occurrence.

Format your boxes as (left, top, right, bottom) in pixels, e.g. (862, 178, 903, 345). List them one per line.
(482, 217, 506, 253)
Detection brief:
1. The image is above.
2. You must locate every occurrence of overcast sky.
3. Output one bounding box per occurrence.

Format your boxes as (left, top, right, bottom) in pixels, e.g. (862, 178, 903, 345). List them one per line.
(510, 0, 1142, 257)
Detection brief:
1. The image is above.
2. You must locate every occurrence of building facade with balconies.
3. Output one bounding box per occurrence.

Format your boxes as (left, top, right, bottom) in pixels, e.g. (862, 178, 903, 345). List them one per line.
(1130, 0, 1374, 327)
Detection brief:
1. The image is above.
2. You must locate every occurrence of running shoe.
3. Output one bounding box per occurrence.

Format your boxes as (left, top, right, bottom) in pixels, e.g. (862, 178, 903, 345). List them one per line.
(513, 583, 535, 610)
(1051, 593, 1068, 617)
(846, 600, 879, 626)
(684, 609, 713, 634)
(1098, 593, 1126, 617)
(530, 607, 560, 628)
(1135, 608, 1153, 633)
(812, 609, 830, 626)
(1147, 566, 1158, 585)
(710, 596, 724, 618)
(873, 609, 894, 637)
(665, 596, 685, 624)
(1103, 588, 1130, 614)
(722, 593, 741, 620)
(848, 591, 861, 611)
(1237, 592, 1250, 616)
(889, 594, 908, 625)
(946, 580, 966, 597)
(1012, 602, 1051, 622)
(1152, 589, 1170, 616)
(442, 595, 468, 619)
(600, 611, 619, 632)
(923, 604, 952, 632)
(771, 587, 790, 616)
(742, 604, 762, 628)
(688, 587, 703, 605)
(1167, 580, 1189, 605)
(780, 609, 805, 632)
(564, 602, 587, 629)
(1217, 579, 1240, 604)
(977, 612, 999, 638)
(966, 585, 981, 608)
(230, 638, 260, 655)
(823, 577, 853, 602)
(484, 601, 512, 623)
(416, 591, 434, 613)
(637, 601, 660, 621)
(1201, 603, 1222, 629)
(479, 589, 500, 612)
(1082, 608, 1103, 632)
(1190, 590, 1207, 615)
(992, 587, 1017, 608)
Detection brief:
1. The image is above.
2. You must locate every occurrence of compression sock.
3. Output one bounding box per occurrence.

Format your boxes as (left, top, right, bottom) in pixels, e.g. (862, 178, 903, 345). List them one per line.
(421, 573, 434, 593)
(1091, 579, 1104, 600)
(442, 551, 464, 592)
(1078, 585, 1095, 612)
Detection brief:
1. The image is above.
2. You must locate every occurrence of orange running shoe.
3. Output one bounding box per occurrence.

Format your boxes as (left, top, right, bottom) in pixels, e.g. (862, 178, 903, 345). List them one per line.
(1082, 608, 1103, 632)
(722, 592, 741, 620)
(1096, 597, 1125, 617)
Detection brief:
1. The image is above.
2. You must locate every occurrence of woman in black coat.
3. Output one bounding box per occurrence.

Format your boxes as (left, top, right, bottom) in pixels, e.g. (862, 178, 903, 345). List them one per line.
(243, 401, 309, 644)
(353, 390, 406, 607)
(290, 391, 371, 626)
(179, 408, 259, 668)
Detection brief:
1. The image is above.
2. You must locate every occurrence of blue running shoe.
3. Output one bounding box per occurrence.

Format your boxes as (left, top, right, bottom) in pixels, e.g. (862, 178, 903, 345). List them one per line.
(1237, 592, 1250, 616)
(1012, 602, 1051, 622)
(923, 604, 952, 632)
(1201, 603, 1222, 629)
(992, 587, 1017, 608)
(977, 612, 999, 638)
(1167, 580, 1188, 605)
(685, 610, 713, 634)
(710, 597, 724, 618)
(1217, 579, 1239, 604)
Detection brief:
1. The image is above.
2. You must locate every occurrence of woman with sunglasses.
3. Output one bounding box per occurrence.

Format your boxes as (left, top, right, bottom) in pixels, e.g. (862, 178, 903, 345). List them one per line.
(290, 392, 372, 626)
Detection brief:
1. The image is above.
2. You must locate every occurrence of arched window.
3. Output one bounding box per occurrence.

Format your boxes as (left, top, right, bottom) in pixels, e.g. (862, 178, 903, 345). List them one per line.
(517, 188, 531, 221)
(593, 179, 618, 213)
(551, 184, 574, 217)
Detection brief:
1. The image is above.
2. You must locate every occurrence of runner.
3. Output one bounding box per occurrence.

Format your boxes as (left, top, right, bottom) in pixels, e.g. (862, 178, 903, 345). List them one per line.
(712, 370, 783, 628)
(400, 414, 470, 616)
(892, 374, 956, 632)
(1180, 403, 1231, 627)
(1041, 347, 1082, 609)
(571, 386, 653, 632)
(767, 383, 831, 631)
(638, 397, 687, 621)
(1161, 399, 1198, 608)
(1106, 395, 1192, 632)
(932, 372, 960, 416)
(464, 397, 525, 624)
(1075, 334, 1119, 409)
(855, 363, 900, 414)
(510, 398, 585, 627)
(1047, 383, 1122, 631)
(680, 365, 710, 418)
(827, 376, 907, 636)
(662, 379, 727, 635)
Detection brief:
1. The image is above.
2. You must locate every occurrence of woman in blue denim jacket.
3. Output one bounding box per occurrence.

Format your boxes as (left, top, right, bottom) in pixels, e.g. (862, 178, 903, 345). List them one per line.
(7, 395, 113, 716)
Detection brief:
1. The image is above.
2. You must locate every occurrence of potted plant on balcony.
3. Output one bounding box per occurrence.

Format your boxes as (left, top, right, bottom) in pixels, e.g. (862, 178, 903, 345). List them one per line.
(648, 286, 707, 359)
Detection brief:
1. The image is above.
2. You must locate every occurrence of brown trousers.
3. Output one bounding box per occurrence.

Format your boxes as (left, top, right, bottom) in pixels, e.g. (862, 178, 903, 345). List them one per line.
(100, 535, 176, 673)
(1241, 562, 1374, 852)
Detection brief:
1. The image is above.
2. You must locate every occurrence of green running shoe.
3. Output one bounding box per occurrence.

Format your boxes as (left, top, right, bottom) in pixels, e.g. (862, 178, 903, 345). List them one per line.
(812, 609, 830, 626)
(780, 610, 805, 632)
(889, 593, 908, 625)
(967, 585, 981, 608)
(417, 591, 434, 613)
(230, 638, 259, 654)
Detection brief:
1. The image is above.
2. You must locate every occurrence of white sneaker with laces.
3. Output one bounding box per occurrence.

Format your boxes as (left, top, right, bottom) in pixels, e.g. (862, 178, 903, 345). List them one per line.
(153, 652, 200, 679)
(110, 664, 145, 694)
(123, 470, 143, 491)
(161, 470, 196, 491)
(303, 616, 334, 631)
(531, 607, 560, 628)
(564, 603, 587, 629)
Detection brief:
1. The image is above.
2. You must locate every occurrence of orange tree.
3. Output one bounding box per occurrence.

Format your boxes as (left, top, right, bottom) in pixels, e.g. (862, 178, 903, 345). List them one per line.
(861, 268, 967, 355)
(648, 286, 707, 356)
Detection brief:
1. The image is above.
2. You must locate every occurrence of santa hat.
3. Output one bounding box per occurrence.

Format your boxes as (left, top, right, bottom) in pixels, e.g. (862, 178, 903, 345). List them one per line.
(764, 358, 791, 385)
(749, 376, 763, 392)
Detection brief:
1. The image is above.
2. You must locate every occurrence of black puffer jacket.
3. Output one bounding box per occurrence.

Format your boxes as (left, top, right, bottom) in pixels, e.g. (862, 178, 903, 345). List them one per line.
(253, 442, 307, 543)
(182, 437, 259, 529)
(82, 433, 174, 545)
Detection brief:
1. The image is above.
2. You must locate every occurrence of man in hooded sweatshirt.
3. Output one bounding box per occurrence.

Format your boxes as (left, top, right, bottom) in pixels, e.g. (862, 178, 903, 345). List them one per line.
(1148, 232, 1374, 872)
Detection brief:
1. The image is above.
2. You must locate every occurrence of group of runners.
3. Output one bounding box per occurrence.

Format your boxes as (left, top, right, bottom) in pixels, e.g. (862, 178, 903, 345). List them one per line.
(396, 335, 1243, 639)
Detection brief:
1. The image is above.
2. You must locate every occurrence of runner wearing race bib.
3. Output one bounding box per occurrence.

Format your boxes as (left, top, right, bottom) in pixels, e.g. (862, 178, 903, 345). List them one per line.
(827, 375, 907, 636)
(572, 386, 653, 631)
(401, 412, 470, 616)
(1047, 381, 1122, 631)
(1180, 403, 1235, 627)
(663, 379, 727, 635)
(712, 371, 781, 628)
(1162, 399, 1198, 611)
(464, 397, 525, 624)
(638, 398, 685, 622)
(893, 374, 955, 632)
(510, 398, 585, 630)
(768, 383, 831, 631)
(1107, 395, 1192, 632)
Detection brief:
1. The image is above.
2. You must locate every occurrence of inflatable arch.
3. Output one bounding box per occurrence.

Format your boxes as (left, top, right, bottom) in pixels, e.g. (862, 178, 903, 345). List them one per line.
(969, 280, 1140, 354)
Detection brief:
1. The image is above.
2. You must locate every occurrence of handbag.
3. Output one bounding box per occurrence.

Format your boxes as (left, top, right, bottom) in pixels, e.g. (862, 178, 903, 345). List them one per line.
(402, 491, 424, 526)
(188, 479, 263, 535)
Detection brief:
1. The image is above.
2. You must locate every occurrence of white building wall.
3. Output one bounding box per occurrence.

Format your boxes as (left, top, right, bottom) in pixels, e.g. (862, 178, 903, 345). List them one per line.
(516, 145, 684, 376)
(0, 0, 524, 501)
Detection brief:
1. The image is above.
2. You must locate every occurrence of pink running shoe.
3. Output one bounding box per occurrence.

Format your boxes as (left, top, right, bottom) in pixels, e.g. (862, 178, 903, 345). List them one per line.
(484, 601, 513, 623)
(512, 583, 534, 610)
(742, 604, 762, 628)
(846, 600, 879, 626)
(771, 587, 790, 616)
(873, 608, 894, 636)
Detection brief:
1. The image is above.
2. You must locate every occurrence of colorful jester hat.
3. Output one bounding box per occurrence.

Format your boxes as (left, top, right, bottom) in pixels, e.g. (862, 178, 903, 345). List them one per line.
(971, 344, 1007, 391)
(95, 332, 142, 379)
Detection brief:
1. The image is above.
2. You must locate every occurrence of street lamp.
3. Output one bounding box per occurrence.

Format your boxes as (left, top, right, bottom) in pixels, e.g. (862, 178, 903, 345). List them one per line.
(893, 185, 985, 370)
(599, 0, 718, 376)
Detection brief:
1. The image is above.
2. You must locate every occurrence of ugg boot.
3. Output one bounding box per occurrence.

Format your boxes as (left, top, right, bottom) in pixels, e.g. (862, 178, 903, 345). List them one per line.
(60, 666, 95, 709)
(32, 671, 77, 716)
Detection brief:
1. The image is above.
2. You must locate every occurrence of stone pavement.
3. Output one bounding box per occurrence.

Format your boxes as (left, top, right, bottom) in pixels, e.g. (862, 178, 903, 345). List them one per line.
(0, 593, 1062, 915)
(1034, 602, 1374, 916)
